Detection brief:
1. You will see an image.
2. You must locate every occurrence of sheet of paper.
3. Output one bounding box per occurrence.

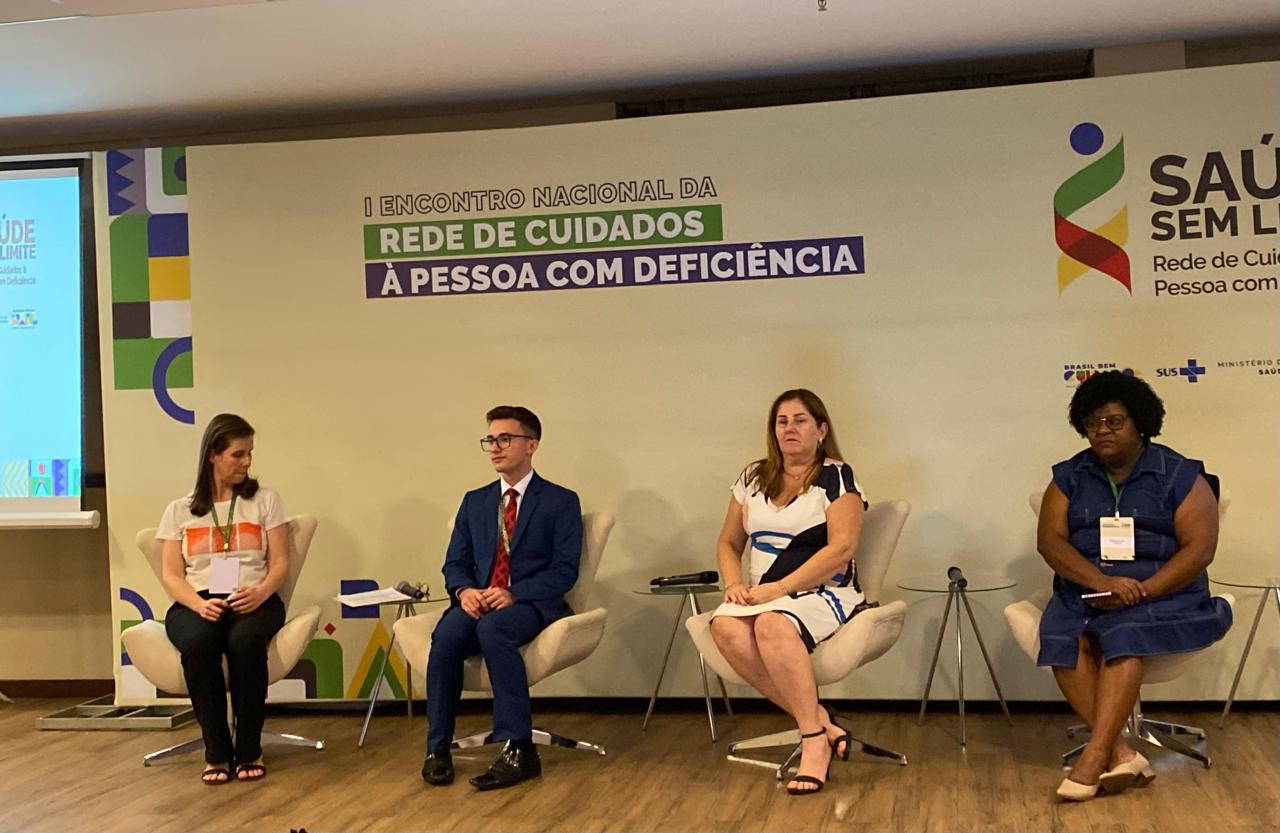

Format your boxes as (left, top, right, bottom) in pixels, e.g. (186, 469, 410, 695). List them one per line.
(209, 556, 240, 595)
(334, 587, 412, 606)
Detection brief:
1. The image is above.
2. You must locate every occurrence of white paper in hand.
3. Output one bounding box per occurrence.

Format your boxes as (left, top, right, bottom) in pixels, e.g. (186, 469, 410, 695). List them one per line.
(209, 556, 240, 595)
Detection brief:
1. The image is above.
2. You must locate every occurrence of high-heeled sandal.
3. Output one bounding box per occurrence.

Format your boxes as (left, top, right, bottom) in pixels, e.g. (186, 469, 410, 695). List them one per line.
(786, 730, 831, 796)
(822, 704, 852, 761)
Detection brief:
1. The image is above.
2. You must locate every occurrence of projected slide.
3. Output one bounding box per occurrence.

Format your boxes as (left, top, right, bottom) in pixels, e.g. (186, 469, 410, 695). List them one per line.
(0, 167, 84, 511)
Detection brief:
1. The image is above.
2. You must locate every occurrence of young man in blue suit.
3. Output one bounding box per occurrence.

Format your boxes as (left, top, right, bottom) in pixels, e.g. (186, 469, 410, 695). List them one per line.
(422, 405, 583, 790)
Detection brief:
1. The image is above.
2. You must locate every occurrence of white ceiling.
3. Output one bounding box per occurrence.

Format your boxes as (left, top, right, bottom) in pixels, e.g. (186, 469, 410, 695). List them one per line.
(4, 0, 1279, 144)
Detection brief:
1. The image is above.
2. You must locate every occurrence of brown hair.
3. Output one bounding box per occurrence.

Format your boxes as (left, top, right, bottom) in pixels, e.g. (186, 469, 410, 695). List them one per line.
(744, 389, 844, 501)
(189, 413, 260, 516)
(485, 405, 542, 439)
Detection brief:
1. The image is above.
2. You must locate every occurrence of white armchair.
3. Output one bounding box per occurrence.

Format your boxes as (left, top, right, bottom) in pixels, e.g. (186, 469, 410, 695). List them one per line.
(122, 515, 325, 765)
(393, 512, 614, 755)
(685, 500, 912, 778)
(1003, 492, 1233, 767)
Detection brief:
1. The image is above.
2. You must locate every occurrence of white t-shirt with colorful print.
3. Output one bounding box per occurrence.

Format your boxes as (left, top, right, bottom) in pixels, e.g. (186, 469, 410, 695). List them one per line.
(156, 487, 288, 593)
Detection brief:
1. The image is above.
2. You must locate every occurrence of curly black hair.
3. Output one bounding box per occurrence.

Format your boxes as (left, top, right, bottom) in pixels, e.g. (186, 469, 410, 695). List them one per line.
(1068, 371, 1165, 438)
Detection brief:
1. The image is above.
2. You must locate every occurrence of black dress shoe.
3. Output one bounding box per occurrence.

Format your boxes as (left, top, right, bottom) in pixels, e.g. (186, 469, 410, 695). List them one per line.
(421, 750, 454, 786)
(469, 739, 541, 791)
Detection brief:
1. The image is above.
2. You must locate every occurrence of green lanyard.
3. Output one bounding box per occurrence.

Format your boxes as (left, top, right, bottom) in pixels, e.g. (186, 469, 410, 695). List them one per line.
(1106, 475, 1125, 519)
(209, 493, 238, 553)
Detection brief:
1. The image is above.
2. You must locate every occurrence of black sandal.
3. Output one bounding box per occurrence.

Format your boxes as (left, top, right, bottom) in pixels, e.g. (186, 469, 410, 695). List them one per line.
(823, 704, 852, 761)
(786, 730, 830, 795)
(201, 766, 232, 786)
(236, 762, 267, 782)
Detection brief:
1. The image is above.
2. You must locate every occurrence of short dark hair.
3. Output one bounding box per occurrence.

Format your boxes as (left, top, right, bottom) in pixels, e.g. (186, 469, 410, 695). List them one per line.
(1068, 371, 1165, 439)
(486, 405, 542, 440)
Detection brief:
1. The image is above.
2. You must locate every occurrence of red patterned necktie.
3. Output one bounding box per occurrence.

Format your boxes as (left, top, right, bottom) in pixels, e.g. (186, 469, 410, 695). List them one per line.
(489, 488, 518, 589)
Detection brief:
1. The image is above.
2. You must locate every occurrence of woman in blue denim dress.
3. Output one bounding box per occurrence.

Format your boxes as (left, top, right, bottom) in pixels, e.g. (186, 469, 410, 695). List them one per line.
(1036, 371, 1231, 801)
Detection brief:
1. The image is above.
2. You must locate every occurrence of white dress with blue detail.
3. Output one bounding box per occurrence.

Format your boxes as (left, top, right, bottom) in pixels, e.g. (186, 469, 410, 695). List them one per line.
(712, 459, 868, 652)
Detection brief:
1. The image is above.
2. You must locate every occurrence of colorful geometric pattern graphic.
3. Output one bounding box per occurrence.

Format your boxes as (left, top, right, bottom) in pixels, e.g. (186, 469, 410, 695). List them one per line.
(345, 622, 409, 700)
(0, 461, 29, 497)
(106, 147, 195, 424)
(1054, 122, 1131, 294)
(298, 637, 344, 699)
(8, 309, 36, 328)
(118, 586, 155, 667)
(8, 459, 82, 497)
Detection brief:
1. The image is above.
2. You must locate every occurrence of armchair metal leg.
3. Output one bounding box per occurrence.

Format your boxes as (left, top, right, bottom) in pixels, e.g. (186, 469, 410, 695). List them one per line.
(451, 730, 495, 749)
(726, 727, 908, 777)
(449, 728, 606, 755)
(727, 728, 801, 752)
(1141, 718, 1205, 739)
(262, 731, 325, 751)
(1059, 708, 1212, 769)
(1139, 722, 1212, 768)
(532, 728, 606, 755)
(1061, 740, 1088, 767)
(848, 733, 908, 766)
(143, 737, 205, 766)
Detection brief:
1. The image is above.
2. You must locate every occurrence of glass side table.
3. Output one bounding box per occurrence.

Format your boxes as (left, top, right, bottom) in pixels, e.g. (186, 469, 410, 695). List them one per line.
(1210, 575, 1280, 727)
(897, 571, 1015, 745)
(634, 584, 733, 741)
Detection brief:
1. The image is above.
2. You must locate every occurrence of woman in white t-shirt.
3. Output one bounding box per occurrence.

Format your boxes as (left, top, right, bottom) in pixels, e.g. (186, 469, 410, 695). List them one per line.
(710, 389, 868, 796)
(156, 413, 290, 785)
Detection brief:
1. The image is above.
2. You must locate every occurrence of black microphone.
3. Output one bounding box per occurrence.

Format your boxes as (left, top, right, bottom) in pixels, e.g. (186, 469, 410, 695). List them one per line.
(947, 566, 968, 589)
(650, 570, 719, 587)
(394, 580, 426, 600)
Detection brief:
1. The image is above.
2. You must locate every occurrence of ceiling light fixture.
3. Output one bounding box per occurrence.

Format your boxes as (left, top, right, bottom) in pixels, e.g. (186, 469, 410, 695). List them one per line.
(817, 0, 828, 10)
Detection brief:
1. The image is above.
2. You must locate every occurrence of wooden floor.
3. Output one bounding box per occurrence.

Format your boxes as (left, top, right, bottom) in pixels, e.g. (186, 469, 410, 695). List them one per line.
(1, 698, 1276, 832)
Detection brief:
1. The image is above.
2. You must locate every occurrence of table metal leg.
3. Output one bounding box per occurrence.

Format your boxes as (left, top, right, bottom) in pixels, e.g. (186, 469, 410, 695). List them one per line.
(687, 592, 719, 742)
(687, 595, 734, 716)
(403, 601, 416, 722)
(642, 592, 688, 731)
(406, 660, 413, 722)
(1219, 589, 1269, 728)
(358, 630, 396, 748)
(955, 588, 965, 746)
(917, 589, 954, 723)
(959, 590, 1012, 724)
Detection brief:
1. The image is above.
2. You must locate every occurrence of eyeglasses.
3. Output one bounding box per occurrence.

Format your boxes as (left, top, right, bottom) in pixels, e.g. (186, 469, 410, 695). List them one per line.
(1084, 414, 1129, 434)
(480, 433, 535, 451)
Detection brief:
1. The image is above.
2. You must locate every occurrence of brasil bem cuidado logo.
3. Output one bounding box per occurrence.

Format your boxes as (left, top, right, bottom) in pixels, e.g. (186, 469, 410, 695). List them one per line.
(1054, 122, 1131, 294)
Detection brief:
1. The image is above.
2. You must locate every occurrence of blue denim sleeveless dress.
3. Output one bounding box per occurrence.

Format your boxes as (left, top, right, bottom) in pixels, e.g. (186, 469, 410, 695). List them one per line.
(1037, 442, 1233, 667)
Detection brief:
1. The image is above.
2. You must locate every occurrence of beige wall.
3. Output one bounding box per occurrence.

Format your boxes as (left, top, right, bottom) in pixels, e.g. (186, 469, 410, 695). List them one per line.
(0, 489, 112, 680)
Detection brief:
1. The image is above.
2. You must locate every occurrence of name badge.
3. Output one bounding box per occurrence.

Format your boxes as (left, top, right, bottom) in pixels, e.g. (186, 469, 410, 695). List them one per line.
(1099, 516, 1135, 561)
(209, 556, 240, 594)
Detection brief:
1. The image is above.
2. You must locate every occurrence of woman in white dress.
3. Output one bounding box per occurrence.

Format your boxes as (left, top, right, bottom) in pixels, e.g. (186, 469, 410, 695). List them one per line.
(710, 389, 867, 796)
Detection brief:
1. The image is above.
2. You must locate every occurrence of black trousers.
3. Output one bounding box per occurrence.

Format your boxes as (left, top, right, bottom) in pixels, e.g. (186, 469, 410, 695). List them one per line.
(165, 592, 285, 764)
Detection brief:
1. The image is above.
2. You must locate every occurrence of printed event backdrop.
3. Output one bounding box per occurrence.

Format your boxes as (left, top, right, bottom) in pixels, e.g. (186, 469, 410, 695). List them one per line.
(97, 62, 1279, 704)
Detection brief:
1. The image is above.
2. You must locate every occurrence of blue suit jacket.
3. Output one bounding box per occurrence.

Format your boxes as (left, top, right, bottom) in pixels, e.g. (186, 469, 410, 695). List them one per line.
(442, 472, 583, 621)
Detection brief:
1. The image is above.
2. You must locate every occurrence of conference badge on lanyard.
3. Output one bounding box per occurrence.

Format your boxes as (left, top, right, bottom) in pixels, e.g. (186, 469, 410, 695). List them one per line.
(208, 494, 241, 594)
(1100, 476, 1135, 562)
